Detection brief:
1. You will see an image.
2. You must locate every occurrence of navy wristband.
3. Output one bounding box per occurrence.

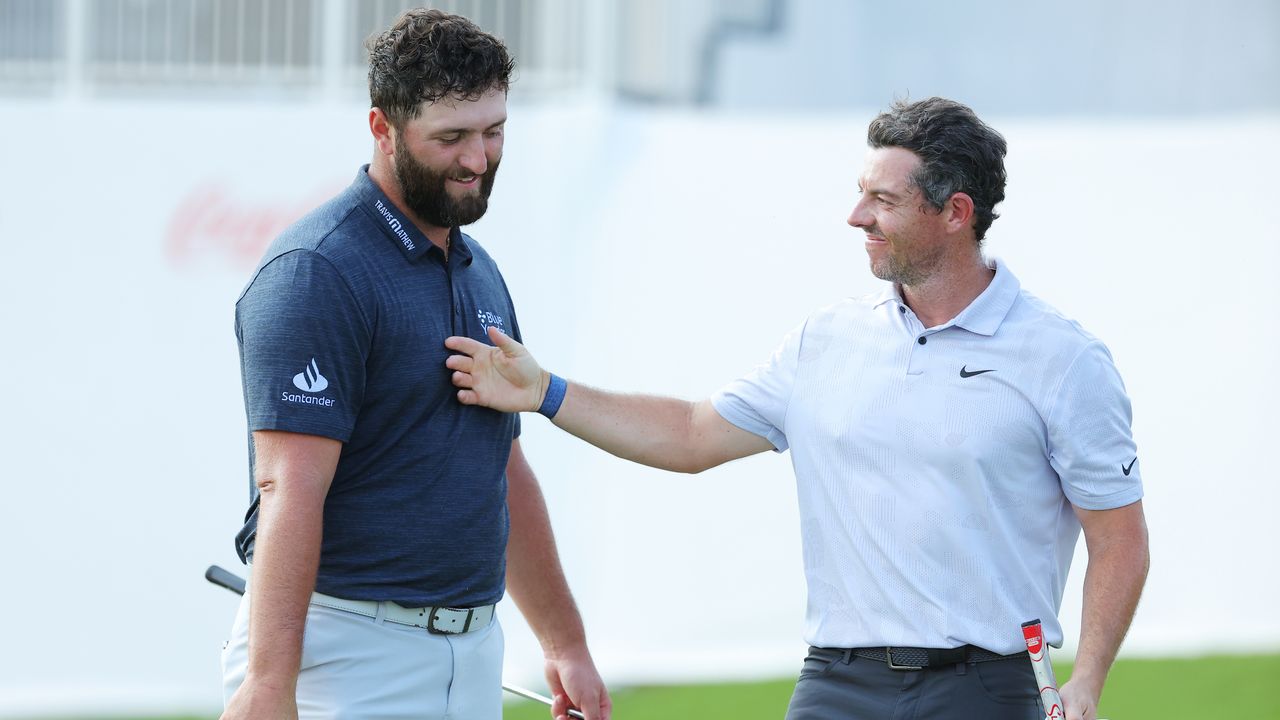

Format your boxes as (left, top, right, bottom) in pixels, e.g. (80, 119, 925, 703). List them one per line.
(537, 373, 567, 418)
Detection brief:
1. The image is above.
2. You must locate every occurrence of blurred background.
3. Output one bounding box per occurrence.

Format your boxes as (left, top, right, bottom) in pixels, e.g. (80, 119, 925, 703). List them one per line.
(1, 0, 1278, 717)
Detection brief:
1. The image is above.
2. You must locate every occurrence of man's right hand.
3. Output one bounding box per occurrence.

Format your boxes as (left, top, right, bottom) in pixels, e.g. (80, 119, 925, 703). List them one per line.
(445, 326, 549, 413)
(221, 678, 298, 720)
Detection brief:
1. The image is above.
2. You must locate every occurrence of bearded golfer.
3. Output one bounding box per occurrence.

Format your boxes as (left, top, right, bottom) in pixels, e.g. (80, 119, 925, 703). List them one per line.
(445, 97, 1148, 720)
(222, 9, 609, 720)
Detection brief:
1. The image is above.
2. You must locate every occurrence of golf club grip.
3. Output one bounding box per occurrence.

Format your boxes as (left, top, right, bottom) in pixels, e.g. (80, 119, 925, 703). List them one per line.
(1021, 618, 1064, 719)
(205, 564, 247, 595)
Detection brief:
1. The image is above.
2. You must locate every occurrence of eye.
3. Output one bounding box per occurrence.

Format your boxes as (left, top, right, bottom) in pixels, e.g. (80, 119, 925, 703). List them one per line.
(438, 134, 462, 145)
(484, 128, 504, 139)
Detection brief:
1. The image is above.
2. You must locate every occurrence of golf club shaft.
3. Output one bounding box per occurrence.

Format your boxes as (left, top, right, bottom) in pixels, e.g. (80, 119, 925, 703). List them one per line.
(503, 684, 587, 719)
(205, 565, 587, 719)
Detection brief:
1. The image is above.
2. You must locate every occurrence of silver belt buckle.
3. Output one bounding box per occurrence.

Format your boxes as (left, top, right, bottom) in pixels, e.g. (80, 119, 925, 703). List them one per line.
(885, 646, 924, 670)
(427, 606, 475, 635)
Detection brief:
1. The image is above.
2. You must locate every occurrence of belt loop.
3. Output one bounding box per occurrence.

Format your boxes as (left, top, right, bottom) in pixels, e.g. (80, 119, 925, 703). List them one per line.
(954, 662, 967, 676)
(373, 601, 388, 625)
(840, 648, 853, 665)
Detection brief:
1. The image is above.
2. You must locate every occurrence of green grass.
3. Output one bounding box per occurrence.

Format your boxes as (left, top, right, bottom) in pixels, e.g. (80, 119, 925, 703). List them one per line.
(30, 654, 1280, 720)
(502, 654, 1280, 720)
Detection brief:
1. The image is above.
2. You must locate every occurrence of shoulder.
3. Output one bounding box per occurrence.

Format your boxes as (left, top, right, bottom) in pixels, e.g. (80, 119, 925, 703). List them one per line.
(802, 292, 889, 333)
(1005, 288, 1108, 357)
(239, 195, 372, 301)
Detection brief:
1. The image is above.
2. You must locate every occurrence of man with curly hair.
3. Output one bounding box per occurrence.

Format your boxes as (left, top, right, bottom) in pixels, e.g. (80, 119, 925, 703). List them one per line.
(444, 97, 1148, 720)
(221, 9, 610, 720)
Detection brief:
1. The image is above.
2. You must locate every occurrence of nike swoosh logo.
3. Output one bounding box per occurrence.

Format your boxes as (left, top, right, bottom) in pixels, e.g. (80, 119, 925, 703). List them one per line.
(959, 366, 996, 378)
(1122, 458, 1137, 476)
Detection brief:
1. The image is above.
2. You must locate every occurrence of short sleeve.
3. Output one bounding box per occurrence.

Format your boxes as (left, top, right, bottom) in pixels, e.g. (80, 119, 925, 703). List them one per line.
(235, 250, 370, 442)
(1046, 341, 1144, 510)
(710, 321, 805, 452)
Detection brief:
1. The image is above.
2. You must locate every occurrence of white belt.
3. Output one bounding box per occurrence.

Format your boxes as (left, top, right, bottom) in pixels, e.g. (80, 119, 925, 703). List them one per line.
(310, 591, 496, 635)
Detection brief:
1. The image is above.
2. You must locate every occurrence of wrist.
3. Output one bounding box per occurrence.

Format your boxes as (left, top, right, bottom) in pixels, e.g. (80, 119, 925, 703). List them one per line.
(541, 634, 590, 662)
(1064, 665, 1106, 696)
(242, 667, 298, 692)
(536, 372, 567, 418)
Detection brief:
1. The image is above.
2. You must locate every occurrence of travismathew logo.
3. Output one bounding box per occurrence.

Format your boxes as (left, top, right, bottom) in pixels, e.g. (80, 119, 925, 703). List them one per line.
(282, 358, 335, 407)
(374, 199, 415, 251)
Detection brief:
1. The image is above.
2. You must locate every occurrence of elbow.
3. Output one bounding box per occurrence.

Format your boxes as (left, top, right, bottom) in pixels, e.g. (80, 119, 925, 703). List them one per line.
(255, 473, 279, 495)
(669, 449, 722, 475)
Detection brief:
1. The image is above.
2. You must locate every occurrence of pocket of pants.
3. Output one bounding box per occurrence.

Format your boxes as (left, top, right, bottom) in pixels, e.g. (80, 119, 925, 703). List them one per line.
(797, 647, 845, 680)
(974, 659, 1041, 704)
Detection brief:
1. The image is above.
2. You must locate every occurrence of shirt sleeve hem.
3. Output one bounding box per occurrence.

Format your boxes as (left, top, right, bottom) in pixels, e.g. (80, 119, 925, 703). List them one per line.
(711, 394, 788, 453)
(248, 418, 353, 444)
(1062, 486, 1144, 512)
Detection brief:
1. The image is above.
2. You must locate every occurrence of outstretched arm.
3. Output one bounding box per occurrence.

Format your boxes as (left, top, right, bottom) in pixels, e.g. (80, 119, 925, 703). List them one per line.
(1058, 499, 1149, 720)
(444, 327, 773, 474)
(505, 439, 610, 720)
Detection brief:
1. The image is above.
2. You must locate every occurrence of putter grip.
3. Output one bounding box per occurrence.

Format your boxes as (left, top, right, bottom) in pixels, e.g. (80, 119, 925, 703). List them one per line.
(205, 564, 247, 596)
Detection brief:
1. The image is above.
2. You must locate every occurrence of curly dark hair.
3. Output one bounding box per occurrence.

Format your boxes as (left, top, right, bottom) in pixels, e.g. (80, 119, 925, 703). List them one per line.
(366, 8, 514, 127)
(867, 97, 1007, 243)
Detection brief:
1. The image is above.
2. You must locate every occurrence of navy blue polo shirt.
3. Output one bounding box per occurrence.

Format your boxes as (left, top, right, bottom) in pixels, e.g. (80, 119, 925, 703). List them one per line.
(234, 165, 521, 607)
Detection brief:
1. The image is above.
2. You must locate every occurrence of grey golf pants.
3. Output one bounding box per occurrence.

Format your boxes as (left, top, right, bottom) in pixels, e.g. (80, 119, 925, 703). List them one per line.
(785, 647, 1043, 720)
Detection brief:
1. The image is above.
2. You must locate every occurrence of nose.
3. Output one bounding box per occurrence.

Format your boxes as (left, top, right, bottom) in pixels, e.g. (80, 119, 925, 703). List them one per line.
(847, 195, 872, 229)
(457, 135, 488, 176)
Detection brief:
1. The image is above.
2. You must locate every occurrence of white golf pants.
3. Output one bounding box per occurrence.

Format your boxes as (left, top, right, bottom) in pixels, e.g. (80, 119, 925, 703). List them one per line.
(221, 592, 504, 719)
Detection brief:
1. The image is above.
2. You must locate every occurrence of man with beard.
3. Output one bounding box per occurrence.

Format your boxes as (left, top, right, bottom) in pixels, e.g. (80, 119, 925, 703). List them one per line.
(443, 97, 1149, 720)
(222, 9, 610, 720)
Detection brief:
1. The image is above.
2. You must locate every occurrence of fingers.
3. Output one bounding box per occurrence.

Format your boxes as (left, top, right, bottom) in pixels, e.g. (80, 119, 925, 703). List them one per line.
(444, 335, 488, 355)
(574, 688, 604, 720)
(444, 354, 473, 373)
(547, 672, 568, 720)
(455, 389, 478, 405)
(488, 325, 522, 354)
(451, 370, 473, 389)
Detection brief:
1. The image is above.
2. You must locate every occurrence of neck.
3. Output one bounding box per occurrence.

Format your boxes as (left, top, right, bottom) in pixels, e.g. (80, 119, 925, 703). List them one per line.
(900, 252, 994, 328)
(368, 158, 453, 254)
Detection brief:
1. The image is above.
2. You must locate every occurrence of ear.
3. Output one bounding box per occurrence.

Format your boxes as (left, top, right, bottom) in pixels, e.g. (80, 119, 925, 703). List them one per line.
(369, 108, 396, 157)
(945, 191, 976, 234)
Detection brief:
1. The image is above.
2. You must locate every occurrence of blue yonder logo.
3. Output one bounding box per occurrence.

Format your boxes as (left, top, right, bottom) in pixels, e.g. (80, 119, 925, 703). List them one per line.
(477, 309, 505, 336)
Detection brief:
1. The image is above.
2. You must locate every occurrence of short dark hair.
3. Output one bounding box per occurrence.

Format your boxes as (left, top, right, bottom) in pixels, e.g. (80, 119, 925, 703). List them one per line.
(366, 8, 514, 127)
(867, 97, 1007, 242)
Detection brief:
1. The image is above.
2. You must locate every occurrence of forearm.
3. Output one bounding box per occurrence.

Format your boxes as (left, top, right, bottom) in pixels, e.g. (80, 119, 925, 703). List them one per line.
(239, 431, 340, 690)
(243, 482, 328, 688)
(550, 381, 710, 473)
(445, 328, 770, 472)
(505, 446, 586, 655)
(1071, 506, 1150, 692)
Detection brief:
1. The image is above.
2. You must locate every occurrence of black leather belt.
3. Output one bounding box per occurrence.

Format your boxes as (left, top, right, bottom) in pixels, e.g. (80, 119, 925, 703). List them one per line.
(852, 645, 1026, 670)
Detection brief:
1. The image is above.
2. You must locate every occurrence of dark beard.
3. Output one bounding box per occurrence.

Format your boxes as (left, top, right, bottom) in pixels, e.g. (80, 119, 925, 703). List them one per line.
(394, 134, 499, 228)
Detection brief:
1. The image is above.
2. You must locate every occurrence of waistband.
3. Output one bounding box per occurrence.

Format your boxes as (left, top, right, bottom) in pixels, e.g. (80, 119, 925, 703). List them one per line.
(844, 645, 1027, 670)
(310, 591, 496, 635)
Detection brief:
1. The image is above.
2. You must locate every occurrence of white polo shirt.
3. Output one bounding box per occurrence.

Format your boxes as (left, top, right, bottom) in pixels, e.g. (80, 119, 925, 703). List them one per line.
(712, 259, 1142, 654)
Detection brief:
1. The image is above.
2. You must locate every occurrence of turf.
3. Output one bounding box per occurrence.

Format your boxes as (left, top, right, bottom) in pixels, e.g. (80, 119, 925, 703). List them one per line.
(27, 653, 1280, 719)
(502, 654, 1280, 720)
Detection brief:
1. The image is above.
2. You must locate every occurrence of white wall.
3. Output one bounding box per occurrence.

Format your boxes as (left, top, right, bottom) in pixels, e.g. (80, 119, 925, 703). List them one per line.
(1, 99, 1276, 717)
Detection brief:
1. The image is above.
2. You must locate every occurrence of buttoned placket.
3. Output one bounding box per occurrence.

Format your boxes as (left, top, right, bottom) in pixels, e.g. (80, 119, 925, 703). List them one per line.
(897, 303, 929, 376)
(899, 303, 958, 377)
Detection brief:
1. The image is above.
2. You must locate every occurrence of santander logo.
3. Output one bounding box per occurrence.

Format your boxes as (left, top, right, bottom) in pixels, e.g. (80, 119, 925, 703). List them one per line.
(293, 359, 329, 392)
